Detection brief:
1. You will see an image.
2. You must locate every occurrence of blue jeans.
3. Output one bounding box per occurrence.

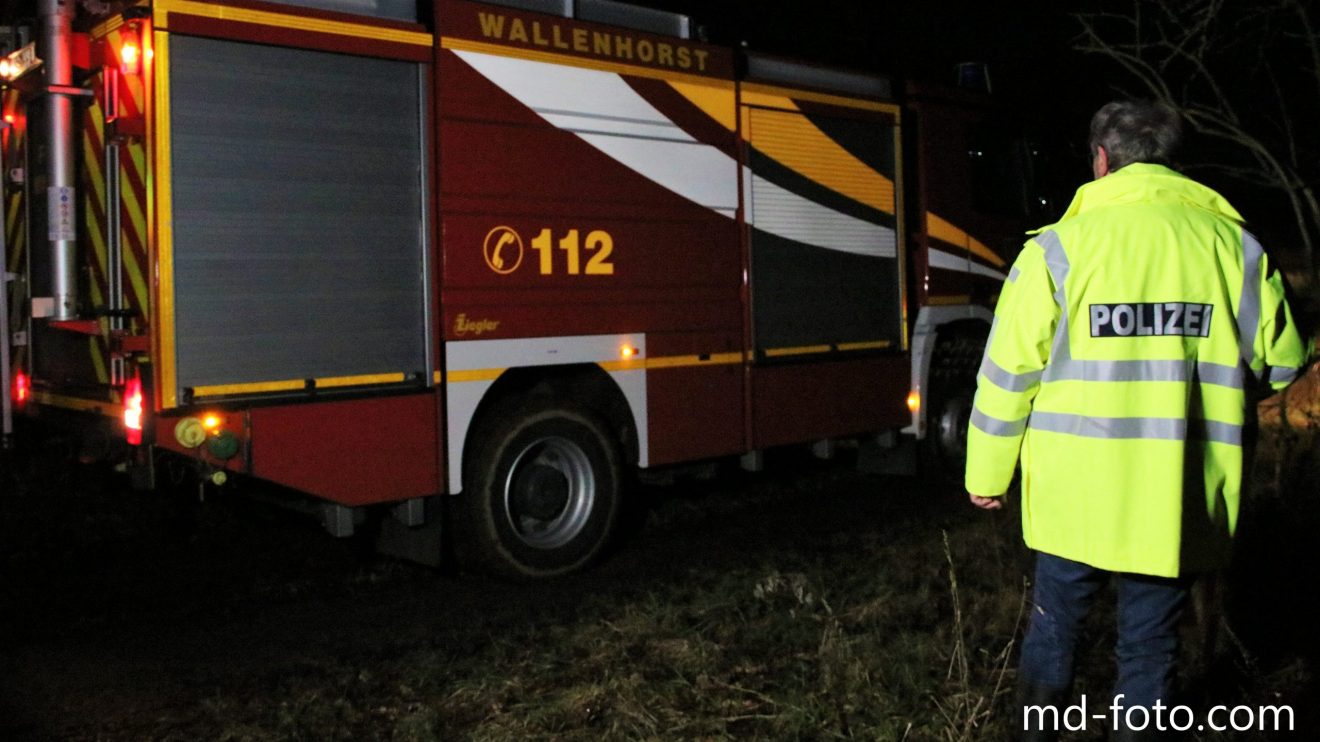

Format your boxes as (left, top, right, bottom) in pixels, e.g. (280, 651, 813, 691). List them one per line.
(1019, 552, 1190, 707)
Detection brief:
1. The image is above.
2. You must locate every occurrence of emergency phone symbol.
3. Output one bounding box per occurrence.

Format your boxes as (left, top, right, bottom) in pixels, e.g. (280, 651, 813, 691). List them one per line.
(483, 226, 524, 275)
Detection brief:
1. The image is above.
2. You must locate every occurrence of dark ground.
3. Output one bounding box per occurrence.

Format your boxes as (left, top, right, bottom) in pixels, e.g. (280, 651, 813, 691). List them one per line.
(0, 432, 1316, 740)
(0, 445, 948, 739)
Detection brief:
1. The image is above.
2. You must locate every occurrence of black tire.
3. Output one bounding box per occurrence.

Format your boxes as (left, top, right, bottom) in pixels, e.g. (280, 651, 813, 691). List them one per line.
(924, 330, 986, 486)
(459, 399, 622, 579)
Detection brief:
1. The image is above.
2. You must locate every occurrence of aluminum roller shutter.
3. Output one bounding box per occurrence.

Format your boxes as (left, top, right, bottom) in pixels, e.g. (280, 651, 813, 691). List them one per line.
(169, 36, 428, 399)
(745, 107, 902, 356)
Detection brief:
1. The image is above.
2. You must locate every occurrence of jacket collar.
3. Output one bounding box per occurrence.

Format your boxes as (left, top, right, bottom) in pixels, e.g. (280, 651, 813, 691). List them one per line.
(1030, 163, 1242, 234)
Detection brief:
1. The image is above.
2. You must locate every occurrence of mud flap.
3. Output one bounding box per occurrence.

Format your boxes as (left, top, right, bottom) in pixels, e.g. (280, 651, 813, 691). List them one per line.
(373, 495, 446, 568)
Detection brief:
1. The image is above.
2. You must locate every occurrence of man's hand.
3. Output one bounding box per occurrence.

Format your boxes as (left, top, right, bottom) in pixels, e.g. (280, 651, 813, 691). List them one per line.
(969, 493, 1003, 510)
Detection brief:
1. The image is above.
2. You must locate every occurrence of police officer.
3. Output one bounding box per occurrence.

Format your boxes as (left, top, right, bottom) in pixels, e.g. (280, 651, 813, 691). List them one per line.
(965, 100, 1309, 741)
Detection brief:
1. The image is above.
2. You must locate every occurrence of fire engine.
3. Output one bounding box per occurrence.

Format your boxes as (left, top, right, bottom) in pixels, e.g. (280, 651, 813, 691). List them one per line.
(1, 0, 1055, 576)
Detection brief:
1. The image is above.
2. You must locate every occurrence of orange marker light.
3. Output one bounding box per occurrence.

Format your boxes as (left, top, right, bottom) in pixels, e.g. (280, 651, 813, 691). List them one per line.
(120, 42, 141, 76)
(123, 371, 145, 445)
(620, 345, 638, 358)
(202, 414, 222, 432)
(3, 114, 13, 124)
(906, 389, 921, 415)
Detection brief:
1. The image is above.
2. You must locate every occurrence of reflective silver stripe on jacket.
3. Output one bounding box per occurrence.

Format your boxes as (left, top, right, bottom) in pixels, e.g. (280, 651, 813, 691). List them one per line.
(1237, 230, 1263, 371)
(980, 356, 1043, 392)
(1036, 230, 1075, 378)
(1028, 411, 1242, 445)
(971, 407, 1028, 437)
(1008, 266, 1021, 283)
(1269, 365, 1301, 385)
(1044, 358, 1243, 389)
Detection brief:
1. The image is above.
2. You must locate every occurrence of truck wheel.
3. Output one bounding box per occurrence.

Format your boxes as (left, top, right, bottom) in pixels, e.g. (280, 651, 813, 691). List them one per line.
(925, 330, 986, 485)
(460, 400, 622, 578)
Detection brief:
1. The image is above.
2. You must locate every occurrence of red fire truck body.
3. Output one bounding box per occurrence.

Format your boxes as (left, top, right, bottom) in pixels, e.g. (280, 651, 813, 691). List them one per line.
(1, 0, 1031, 575)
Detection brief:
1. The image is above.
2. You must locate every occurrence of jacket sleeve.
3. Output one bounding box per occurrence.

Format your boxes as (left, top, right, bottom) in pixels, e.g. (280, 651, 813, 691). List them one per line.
(964, 239, 1059, 497)
(1253, 249, 1311, 390)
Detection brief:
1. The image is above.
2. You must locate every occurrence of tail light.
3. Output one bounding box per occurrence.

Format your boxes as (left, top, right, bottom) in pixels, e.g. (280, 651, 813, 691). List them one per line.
(123, 369, 144, 445)
(118, 20, 143, 77)
(119, 39, 141, 76)
(11, 369, 29, 409)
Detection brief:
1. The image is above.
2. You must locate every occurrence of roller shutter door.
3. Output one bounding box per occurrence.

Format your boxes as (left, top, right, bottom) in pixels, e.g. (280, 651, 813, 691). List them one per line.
(168, 36, 428, 400)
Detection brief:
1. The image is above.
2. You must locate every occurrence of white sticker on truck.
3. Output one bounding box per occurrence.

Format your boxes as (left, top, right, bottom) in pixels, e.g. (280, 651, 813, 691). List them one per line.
(48, 186, 76, 242)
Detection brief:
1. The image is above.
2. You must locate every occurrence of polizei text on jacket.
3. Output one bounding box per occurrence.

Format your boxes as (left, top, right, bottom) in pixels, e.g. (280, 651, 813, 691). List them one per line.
(1089, 302, 1213, 338)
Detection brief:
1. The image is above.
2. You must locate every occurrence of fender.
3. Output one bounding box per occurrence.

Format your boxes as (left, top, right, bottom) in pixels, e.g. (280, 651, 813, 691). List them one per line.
(904, 304, 993, 438)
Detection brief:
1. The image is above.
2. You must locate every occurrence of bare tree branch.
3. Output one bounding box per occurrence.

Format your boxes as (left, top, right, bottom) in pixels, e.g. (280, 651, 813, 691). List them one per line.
(1075, 0, 1320, 277)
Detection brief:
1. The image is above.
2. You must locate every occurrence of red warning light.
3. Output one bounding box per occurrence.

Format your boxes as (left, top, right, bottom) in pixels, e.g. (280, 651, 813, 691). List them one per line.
(12, 369, 30, 409)
(123, 370, 145, 445)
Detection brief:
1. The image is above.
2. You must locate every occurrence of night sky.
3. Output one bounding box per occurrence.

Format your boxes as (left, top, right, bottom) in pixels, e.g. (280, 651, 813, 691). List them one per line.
(639, 1, 1106, 145)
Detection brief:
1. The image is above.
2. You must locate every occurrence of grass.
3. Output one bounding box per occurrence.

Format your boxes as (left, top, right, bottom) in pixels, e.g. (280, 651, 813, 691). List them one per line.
(167, 465, 1313, 740)
(106, 480, 1039, 741)
(6, 413, 1318, 740)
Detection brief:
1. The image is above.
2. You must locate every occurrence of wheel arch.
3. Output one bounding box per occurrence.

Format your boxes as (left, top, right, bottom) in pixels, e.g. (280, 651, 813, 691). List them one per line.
(448, 361, 642, 494)
(907, 305, 993, 439)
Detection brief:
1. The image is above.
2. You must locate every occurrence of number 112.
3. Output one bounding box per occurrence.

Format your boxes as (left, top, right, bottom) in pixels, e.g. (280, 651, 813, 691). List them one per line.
(530, 228, 615, 275)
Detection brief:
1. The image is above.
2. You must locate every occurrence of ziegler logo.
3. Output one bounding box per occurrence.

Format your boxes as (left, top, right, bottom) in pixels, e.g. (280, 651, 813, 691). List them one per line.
(454, 313, 501, 337)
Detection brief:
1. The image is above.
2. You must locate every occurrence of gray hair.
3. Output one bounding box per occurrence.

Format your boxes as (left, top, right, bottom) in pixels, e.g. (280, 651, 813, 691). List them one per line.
(1089, 100, 1182, 171)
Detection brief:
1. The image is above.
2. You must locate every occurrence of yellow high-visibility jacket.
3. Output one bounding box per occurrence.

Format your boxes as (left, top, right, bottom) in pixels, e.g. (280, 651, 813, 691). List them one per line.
(966, 163, 1309, 577)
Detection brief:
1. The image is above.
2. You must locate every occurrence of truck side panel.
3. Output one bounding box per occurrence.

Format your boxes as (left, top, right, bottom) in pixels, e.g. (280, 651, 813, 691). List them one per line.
(249, 393, 441, 505)
(737, 84, 909, 449)
(436, 3, 745, 477)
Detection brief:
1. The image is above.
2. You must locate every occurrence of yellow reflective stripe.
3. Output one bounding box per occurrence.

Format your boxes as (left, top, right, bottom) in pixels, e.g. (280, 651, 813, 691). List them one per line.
(85, 189, 109, 291)
(445, 368, 504, 383)
(91, 14, 125, 40)
(154, 0, 433, 46)
(837, 340, 891, 352)
(643, 352, 744, 369)
(122, 241, 149, 320)
(191, 373, 410, 397)
(6, 195, 23, 273)
(153, 30, 179, 409)
(83, 116, 107, 218)
(89, 335, 110, 385)
(34, 391, 120, 417)
(192, 379, 306, 397)
(123, 145, 151, 313)
(315, 372, 407, 389)
(83, 133, 110, 388)
(440, 37, 734, 89)
(739, 82, 898, 115)
(927, 212, 1006, 268)
(441, 352, 748, 383)
(893, 122, 909, 352)
(91, 2, 145, 39)
(764, 344, 832, 357)
(763, 342, 890, 357)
